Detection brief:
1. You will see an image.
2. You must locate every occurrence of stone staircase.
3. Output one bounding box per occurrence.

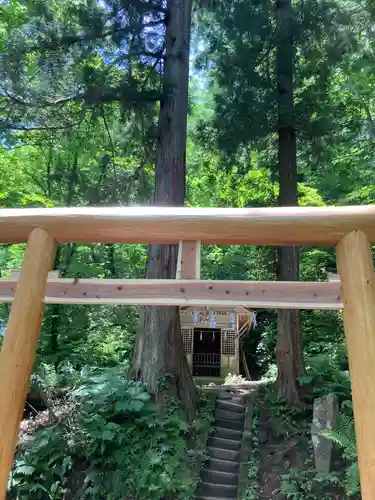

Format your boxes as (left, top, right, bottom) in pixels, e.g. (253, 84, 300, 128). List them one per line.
(196, 391, 246, 500)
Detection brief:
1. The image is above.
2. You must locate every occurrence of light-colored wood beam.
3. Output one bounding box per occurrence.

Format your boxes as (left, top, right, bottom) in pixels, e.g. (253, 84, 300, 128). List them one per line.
(1, 206, 375, 245)
(176, 240, 201, 279)
(0, 278, 342, 309)
(0, 229, 56, 499)
(336, 230, 375, 500)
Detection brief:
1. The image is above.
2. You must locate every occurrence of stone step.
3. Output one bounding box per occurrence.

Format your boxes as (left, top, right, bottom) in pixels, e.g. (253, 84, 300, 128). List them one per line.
(198, 481, 237, 499)
(216, 408, 246, 422)
(219, 396, 242, 404)
(217, 399, 245, 414)
(207, 436, 242, 451)
(208, 457, 240, 474)
(212, 425, 243, 441)
(194, 391, 247, 500)
(217, 391, 235, 400)
(215, 417, 245, 432)
(208, 446, 240, 462)
(201, 468, 238, 486)
(218, 391, 243, 402)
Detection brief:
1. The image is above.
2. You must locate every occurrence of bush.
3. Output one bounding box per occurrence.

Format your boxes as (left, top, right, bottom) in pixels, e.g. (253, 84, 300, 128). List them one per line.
(299, 347, 351, 402)
(9, 365, 198, 500)
(319, 408, 360, 498)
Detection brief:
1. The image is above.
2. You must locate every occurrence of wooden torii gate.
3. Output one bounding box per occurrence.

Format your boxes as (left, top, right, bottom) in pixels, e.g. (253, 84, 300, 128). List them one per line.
(0, 206, 374, 499)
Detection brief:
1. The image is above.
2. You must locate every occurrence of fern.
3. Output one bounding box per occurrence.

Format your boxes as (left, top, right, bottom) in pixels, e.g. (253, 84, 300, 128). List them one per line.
(10, 366, 201, 499)
(319, 412, 360, 497)
(300, 353, 351, 399)
(345, 461, 360, 497)
(319, 413, 356, 458)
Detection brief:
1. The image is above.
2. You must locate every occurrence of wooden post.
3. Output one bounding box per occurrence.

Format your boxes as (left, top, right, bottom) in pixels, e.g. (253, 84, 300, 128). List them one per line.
(336, 230, 375, 500)
(0, 228, 55, 499)
(176, 241, 201, 375)
(176, 240, 201, 279)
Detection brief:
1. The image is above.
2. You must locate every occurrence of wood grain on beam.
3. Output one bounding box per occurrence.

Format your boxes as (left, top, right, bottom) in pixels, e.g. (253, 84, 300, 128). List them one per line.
(0, 278, 342, 309)
(0, 206, 375, 246)
(176, 240, 201, 279)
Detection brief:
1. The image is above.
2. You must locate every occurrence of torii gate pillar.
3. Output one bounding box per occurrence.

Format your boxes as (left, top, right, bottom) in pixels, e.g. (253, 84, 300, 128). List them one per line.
(336, 230, 375, 500)
(0, 228, 55, 499)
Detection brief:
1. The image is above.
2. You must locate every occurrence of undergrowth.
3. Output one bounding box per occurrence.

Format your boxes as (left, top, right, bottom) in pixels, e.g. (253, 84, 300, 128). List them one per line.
(243, 407, 260, 500)
(9, 364, 214, 500)
(319, 410, 359, 497)
(280, 465, 341, 500)
(243, 348, 360, 500)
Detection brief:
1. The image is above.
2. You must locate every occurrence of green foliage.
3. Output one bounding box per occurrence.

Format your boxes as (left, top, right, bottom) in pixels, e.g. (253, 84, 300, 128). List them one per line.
(272, 351, 359, 499)
(10, 366, 199, 500)
(280, 467, 341, 500)
(261, 385, 312, 438)
(3, 0, 375, 496)
(10, 427, 72, 499)
(244, 459, 260, 500)
(73, 368, 194, 499)
(193, 391, 215, 438)
(253, 384, 356, 500)
(243, 409, 260, 500)
(197, 0, 355, 158)
(277, 403, 360, 499)
(299, 349, 351, 401)
(319, 411, 360, 497)
(0, 0, 163, 133)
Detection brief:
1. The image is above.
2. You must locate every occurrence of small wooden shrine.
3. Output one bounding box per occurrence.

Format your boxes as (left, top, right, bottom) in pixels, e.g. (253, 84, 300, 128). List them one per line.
(175, 240, 254, 378)
(180, 306, 254, 378)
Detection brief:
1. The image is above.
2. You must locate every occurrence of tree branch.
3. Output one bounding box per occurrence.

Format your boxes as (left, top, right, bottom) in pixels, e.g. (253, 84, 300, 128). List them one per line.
(0, 84, 162, 131)
(0, 118, 85, 132)
(2, 90, 80, 108)
(2, 81, 162, 111)
(347, 80, 375, 139)
(26, 20, 165, 53)
(101, 105, 118, 203)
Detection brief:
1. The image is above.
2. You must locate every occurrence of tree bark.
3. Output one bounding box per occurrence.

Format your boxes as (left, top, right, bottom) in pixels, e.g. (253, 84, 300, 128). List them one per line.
(275, 0, 304, 405)
(132, 0, 196, 421)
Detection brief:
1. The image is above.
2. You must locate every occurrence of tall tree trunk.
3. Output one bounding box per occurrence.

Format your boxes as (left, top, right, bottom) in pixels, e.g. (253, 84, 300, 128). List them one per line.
(275, 0, 304, 405)
(132, 0, 196, 421)
(47, 156, 79, 364)
(48, 243, 77, 365)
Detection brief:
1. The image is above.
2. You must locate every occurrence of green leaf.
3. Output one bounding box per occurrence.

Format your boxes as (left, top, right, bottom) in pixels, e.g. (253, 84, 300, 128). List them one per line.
(102, 429, 115, 441)
(15, 465, 36, 476)
(298, 375, 314, 385)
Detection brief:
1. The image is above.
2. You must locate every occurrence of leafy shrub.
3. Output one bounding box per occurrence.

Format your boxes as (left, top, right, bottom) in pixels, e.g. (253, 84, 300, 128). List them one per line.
(73, 366, 195, 499)
(300, 310, 345, 359)
(9, 426, 72, 499)
(319, 409, 360, 497)
(262, 363, 277, 380)
(280, 467, 341, 500)
(299, 349, 351, 401)
(10, 365, 197, 500)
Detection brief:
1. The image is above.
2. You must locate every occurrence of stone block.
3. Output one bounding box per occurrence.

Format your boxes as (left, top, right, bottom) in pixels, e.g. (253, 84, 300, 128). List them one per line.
(311, 393, 339, 473)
